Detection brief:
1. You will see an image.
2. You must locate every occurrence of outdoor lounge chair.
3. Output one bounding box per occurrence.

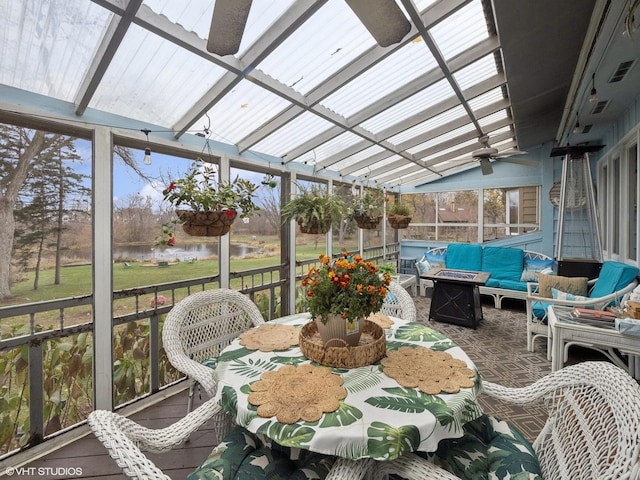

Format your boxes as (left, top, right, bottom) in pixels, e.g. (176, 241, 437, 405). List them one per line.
(88, 397, 374, 480)
(162, 288, 265, 434)
(380, 280, 417, 322)
(372, 361, 640, 479)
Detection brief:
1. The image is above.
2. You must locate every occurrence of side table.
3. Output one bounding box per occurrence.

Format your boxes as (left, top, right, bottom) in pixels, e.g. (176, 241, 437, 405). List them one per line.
(421, 268, 490, 329)
(548, 305, 640, 379)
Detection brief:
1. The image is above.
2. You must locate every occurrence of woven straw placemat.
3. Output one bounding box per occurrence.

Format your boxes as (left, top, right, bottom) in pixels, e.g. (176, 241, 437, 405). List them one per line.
(367, 312, 394, 329)
(239, 323, 299, 352)
(381, 346, 476, 394)
(248, 364, 347, 424)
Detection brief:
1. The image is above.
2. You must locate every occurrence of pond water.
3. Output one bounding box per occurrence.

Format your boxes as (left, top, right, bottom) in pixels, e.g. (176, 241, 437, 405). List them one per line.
(113, 242, 260, 262)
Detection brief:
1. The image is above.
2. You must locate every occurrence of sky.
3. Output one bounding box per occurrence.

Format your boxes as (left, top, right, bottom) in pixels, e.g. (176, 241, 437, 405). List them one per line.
(72, 138, 267, 211)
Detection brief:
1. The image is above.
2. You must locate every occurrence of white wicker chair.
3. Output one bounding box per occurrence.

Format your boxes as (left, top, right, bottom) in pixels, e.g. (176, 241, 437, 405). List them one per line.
(162, 288, 265, 416)
(373, 361, 640, 480)
(88, 397, 374, 480)
(526, 277, 638, 358)
(380, 281, 417, 322)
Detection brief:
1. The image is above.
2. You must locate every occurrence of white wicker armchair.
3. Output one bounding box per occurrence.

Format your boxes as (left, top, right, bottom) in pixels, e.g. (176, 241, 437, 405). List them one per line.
(162, 288, 265, 415)
(380, 281, 417, 322)
(526, 276, 638, 357)
(88, 397, 374, 480)
(373, 361, 640, 480)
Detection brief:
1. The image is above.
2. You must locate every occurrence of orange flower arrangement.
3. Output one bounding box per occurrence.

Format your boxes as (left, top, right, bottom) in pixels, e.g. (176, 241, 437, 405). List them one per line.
(302, 252, 391, 324)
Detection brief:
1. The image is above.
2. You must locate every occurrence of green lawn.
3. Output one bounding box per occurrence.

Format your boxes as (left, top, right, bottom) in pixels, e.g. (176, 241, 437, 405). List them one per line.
(5, 241, 336, 305)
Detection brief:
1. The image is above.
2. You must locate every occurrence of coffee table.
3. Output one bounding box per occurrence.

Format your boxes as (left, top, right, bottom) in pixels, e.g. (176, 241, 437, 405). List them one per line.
(548, 305, 640, 378)
(422, 267, 490, 329)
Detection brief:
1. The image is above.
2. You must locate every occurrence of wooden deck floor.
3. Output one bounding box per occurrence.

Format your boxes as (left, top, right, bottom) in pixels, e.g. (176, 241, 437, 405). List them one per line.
(9, 384, 213, 479)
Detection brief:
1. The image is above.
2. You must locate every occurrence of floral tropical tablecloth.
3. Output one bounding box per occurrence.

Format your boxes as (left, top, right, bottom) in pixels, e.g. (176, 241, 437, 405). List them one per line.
(211, 313, 483, 461)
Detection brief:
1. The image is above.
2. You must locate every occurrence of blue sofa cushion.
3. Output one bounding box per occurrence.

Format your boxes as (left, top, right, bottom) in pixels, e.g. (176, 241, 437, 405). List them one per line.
(188, 427, 335, 480)
(532, 300, 549, 319)
(589, 261, 639, 298)
(498, 280, 528, 292)
(446, 243, 483, 271)
(417, 414, 543, 480)
(485, 278, 500, 288)
(482, 247, 524, 282)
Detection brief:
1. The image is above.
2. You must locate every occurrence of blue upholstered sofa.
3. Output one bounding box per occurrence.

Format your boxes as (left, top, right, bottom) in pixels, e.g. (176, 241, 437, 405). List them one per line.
(415, 243, 555, 308)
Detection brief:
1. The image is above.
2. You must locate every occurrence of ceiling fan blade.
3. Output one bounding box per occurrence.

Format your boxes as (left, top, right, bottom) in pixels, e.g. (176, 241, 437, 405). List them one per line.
(345, 0, 411, 47)
(497, 157, 540, 167)
(479, 158, 493, 175)
(206, 0, 252, 56)
(494, 149, 527, 158)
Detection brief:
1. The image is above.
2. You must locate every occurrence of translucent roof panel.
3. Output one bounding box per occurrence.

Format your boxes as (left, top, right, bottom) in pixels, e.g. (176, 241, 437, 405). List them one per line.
(320, 40, 437, 118)
(408, 123, 478, 154)
(0, 0, 111, 101)
(252, 111, 335, 159)
(304, 131, 365, 165)
(478, 111, 510, 128)
(195, 79, 291, 144)
(419, 138, 478, 163)
(257, 0, 376, 95)
(388, 105, 468, 145)
(90, 23, 226, 127)
(360, 78, 454, 134)
(430, 0, 489, 60)
(143, 0, 213, 38)
(453, 54, 499, 91)
(351, 155, 404, 178)
(330, 145, 386, 173)
(467, 87, 506, 111)
(0, 0, 527, 189)
(144, 0, 295, 56)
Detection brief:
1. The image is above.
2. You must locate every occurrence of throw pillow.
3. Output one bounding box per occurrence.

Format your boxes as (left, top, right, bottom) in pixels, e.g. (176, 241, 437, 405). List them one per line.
(520, 257, 555, 282)
(415, 257, 431, 274)
(425, 250, 446, 269)
(551, 287, 590, 303)
(537, 273, 588, 298)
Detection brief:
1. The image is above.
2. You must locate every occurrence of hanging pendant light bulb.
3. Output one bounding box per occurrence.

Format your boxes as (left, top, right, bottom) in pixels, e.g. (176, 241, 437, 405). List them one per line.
(144, 147, 152, 165)
(589, 73, 597, 103)
(573, 113, 581, 134)
(141, 129, 152, 165)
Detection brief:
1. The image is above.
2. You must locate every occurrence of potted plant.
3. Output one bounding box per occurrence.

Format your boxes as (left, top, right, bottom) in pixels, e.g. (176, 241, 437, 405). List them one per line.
(281, 185, 345, 234)
(387, 199, 412, 229)
(161, 159, 260, 236)
(301, 252, 392, 346)
(347, 188, 384, 229)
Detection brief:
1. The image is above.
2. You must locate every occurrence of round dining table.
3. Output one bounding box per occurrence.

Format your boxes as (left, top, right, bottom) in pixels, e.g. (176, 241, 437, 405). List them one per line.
(211, 312, 483, 461)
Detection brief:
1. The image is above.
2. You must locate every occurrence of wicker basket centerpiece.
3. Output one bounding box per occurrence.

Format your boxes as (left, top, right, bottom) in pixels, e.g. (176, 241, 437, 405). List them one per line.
(299, 320, 386, 368)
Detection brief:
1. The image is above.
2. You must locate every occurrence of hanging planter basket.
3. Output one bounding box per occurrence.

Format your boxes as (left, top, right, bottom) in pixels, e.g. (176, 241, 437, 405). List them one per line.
(354, 215, 382, 230)
(298, 219, 330, 235)
(387, 214, 412, 229)
(177, 210, 237, 236)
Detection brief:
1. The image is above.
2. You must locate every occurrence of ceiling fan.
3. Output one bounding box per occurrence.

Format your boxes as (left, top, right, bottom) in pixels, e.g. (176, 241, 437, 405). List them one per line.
(206, 0, 411, 56)
(471, 135, 534, 175)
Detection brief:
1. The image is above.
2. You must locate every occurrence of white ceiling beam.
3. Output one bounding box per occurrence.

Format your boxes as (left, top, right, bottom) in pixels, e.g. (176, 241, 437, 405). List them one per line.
(75, 0, 144, 115)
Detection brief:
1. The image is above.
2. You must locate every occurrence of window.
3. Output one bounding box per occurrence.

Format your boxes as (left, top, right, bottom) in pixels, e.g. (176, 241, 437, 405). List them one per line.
(404, 186, 540, 243)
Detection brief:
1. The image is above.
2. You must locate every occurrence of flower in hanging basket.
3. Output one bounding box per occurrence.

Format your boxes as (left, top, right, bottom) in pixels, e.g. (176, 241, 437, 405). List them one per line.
(160, 158, 260, 236)
(162, 158, 260, 217)
(347, 188, 385, 229)
(301, 252, 392, 325)
(154, 221, 178, 246)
